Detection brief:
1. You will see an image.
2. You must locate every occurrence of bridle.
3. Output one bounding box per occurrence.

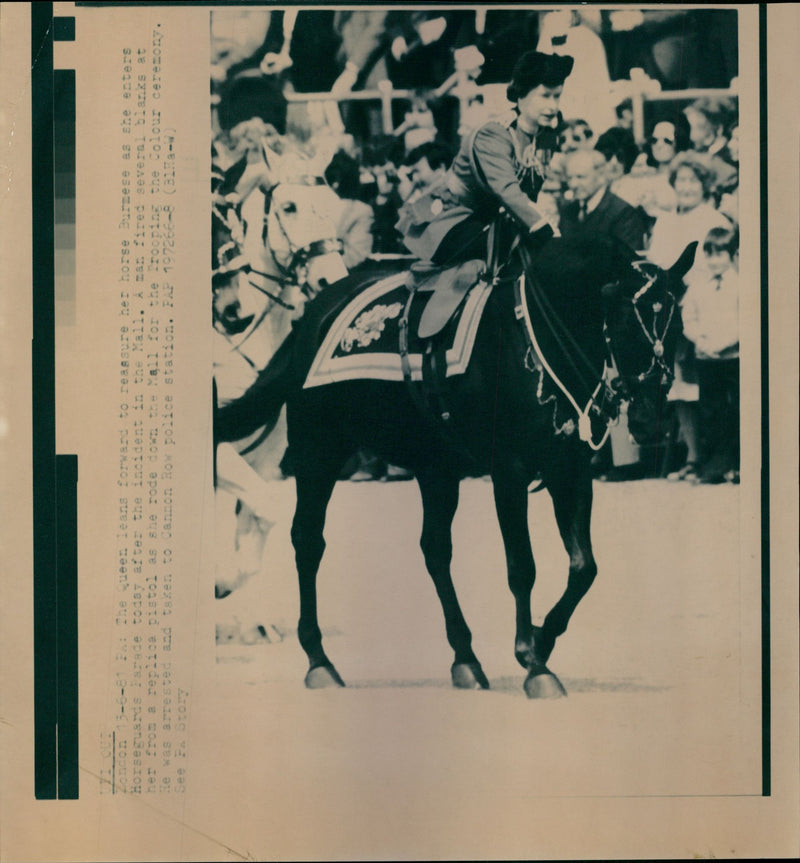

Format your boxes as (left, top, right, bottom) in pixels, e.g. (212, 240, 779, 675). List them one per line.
(512, 250, 677, 451)
(266, 175, 343, 285)
(213, 174, 344, 316)
(603, 260, 678, 389)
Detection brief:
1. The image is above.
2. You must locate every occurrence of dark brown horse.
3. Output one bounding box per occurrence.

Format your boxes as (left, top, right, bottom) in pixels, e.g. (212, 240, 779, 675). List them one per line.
(216, 235, 697, 697)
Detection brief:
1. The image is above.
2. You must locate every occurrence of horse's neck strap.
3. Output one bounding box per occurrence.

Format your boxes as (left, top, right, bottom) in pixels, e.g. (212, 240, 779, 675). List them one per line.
(513, 274, 614, 451)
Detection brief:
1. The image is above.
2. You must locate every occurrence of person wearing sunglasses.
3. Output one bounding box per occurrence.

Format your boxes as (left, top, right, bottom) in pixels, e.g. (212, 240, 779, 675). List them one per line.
(614, 120, 685, 220)
(648, 121, 679, 168)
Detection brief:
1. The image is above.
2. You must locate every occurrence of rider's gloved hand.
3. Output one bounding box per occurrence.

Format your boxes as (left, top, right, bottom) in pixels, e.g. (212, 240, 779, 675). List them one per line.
(528, 221, 556, 250)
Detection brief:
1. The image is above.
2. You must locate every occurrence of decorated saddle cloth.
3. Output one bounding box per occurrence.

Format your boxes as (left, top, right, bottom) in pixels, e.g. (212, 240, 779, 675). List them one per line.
(303, 266, 492, 389)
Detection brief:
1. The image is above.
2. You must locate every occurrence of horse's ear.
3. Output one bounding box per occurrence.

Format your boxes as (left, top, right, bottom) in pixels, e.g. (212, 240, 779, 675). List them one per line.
(668, 241, 699, 284)
(218, 154, 248, 196)
(261, 138, 284, 178)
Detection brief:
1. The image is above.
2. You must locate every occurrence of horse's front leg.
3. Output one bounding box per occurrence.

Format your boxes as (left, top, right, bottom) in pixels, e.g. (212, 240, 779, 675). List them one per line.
(291, 456, 346, 689)
(416, 468, 489, 690)
(492, 473, 566, 699)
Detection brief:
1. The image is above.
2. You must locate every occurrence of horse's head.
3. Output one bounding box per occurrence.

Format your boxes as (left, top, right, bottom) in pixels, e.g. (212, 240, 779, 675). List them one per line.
(602, 242, 698, 446)
(211, 222, 255, 335)
(262, 143, 348, 295)
(210, 152, 254, 333)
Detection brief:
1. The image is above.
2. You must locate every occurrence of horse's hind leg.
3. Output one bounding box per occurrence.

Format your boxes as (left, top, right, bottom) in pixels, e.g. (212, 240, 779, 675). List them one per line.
(416, 468, 489, 690)
(528, 458, 597, 697)
(491, 476, 537, 668)
(292, 457, 346, 688)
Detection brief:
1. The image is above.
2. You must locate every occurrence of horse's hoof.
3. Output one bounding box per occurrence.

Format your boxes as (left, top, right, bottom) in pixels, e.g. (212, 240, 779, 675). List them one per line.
(451, 662, 490, 690)
(305, 665, 346, 689)
(524, 669, 567, 699)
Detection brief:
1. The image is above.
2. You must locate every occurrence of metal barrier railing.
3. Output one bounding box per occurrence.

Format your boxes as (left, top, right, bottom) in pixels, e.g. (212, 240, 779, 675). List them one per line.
(283, 66, 479, 136)
(626, 68, 738, 144)
(251, 65, 738, 144)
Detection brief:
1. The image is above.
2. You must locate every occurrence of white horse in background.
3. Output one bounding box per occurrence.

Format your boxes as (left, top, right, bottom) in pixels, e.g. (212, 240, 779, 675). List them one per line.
(213, 137, 349, 642)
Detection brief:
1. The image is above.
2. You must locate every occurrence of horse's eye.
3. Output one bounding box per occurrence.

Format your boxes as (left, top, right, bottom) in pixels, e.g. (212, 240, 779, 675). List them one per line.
(281, 201, 297, 215)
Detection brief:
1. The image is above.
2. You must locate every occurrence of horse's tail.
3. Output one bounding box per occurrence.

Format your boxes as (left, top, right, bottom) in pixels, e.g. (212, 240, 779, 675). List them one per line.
(214, 330, 298, 444)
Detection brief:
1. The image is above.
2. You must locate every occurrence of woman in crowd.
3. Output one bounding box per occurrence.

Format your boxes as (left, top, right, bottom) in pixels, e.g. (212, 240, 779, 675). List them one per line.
(397, 50, 574, 265)
(324, 149, 375, 270)
(559, 118, 594, 153)
(614, 120, 686, 220)
(593, 125, 640, 195)
(647, 151, 732, 270)
(682, 97, 738, 201)
(360, 135, 407, 255)
(646, 151, 733, 482)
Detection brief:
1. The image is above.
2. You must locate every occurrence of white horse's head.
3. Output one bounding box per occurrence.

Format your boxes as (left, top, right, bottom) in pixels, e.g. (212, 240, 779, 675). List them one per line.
(262, 143, 348, 295)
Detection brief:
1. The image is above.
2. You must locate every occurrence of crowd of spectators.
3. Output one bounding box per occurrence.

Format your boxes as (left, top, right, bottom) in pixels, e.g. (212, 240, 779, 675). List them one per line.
(212, 7, 742, 486)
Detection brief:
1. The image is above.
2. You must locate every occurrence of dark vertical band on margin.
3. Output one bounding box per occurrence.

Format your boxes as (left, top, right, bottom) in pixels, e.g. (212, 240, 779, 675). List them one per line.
(56, 455, 80, 799)
(758, 3, 771, 798)
(54, 67, 76, 326)
(54, 16, 76, 41)
(32, 0, 58, 801)
(33, 3, 81, 803)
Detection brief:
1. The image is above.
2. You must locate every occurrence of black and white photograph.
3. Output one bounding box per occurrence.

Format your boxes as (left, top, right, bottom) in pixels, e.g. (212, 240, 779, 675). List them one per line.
(1, 3, 798, 861)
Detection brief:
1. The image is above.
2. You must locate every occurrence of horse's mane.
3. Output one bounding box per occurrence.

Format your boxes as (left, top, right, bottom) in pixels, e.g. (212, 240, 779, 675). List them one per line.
(513, 235, 632, 412)
(529, 236, 630, 300)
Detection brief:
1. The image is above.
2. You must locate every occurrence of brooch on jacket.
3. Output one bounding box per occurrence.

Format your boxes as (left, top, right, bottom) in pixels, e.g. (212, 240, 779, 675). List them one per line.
(521, 143, 549, 179)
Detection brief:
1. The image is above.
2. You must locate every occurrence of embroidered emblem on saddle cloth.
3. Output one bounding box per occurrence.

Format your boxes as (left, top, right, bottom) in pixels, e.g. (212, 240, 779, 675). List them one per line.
(303, 269, 491, 388)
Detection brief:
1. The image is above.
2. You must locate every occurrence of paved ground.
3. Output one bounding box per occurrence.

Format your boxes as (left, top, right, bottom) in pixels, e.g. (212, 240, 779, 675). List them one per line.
(187, 476, 762, 860)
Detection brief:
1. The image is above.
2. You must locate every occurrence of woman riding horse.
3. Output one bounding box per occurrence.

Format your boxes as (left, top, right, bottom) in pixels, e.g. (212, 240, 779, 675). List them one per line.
(397, 50, 574, 267)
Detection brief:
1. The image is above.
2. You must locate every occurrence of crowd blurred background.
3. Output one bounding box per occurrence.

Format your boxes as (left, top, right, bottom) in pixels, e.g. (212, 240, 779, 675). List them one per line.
(211, 7, 741, 486)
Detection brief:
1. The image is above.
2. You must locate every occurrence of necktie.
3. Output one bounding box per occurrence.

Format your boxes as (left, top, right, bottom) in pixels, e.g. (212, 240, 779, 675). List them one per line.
(578, 200, 587, 222)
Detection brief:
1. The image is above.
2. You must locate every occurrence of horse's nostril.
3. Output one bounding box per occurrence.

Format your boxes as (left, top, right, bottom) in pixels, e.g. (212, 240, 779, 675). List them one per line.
(317, 278, 329, 290)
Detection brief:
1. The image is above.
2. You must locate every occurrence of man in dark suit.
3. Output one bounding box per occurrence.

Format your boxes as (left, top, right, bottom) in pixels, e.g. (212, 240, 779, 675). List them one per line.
(558, 149, 647, 254)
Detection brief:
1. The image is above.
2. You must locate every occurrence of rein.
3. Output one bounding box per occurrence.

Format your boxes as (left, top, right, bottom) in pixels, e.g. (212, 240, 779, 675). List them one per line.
(512, 269, 616, 451)
(485, 221, 620, 449)
(511, 248, 678, 451)
(517, 243, 612, 396)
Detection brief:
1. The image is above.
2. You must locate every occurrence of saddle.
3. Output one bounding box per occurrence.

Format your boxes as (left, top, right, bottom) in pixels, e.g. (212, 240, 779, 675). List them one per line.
(405, 259, 486, 339)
